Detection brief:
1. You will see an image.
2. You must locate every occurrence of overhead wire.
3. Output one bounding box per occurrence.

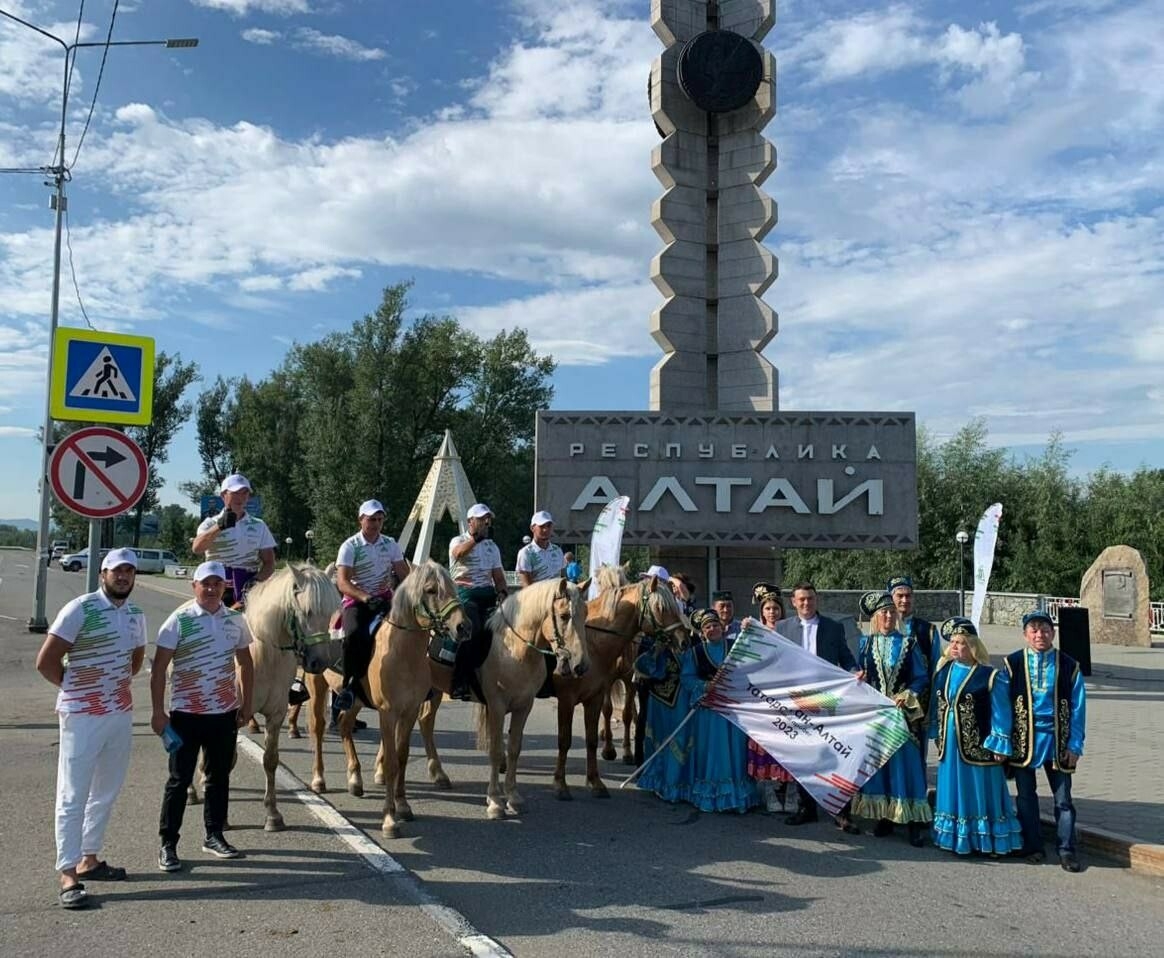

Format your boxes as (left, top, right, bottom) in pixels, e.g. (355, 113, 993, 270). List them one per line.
(64, 206, 97, 331)
(68, 0, 118, 172)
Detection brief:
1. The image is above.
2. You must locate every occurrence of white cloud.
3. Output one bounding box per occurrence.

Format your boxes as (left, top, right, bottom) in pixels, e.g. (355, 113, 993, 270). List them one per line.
(0, 426, 36, 437)
(191, 0, 311, 14)
(293, 28, 386, 62)
(241, 28, 282, 46)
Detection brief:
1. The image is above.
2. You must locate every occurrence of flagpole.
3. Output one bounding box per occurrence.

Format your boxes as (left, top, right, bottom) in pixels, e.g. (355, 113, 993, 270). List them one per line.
(618, 704, 699, 789)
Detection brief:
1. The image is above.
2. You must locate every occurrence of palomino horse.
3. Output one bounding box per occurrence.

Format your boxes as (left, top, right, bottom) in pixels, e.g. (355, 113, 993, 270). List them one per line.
(303, 560, 469, 838)
(474, 577, 590, 820)
(551, 570, 687, 800)
(239, 563, 342, 830)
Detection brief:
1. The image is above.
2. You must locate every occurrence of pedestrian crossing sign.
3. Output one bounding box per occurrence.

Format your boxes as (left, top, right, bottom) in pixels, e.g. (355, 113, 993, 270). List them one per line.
(49, 328, 155, 425)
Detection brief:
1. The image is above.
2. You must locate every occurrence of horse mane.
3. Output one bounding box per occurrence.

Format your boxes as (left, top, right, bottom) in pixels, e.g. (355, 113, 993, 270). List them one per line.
(643, 576, 684, 626)
(490, 578, 579, 637)
(592, 564, 629, 621)
(246, 563, 340, 642)
(390, 559, 454, 627)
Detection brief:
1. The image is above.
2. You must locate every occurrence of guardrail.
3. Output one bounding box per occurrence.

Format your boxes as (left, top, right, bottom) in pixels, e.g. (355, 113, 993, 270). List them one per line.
(1043, 595, 1164, 633)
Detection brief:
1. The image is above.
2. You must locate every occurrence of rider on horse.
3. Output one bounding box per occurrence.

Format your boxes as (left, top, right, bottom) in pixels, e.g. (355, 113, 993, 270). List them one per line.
(447, 503, 508, 700)
(332, 499, 411, 712)
(191, 474, 276, 609)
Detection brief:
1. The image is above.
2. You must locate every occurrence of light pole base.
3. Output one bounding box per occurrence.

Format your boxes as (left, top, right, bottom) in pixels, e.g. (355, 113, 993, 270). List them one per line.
(28, 617, 49, 633)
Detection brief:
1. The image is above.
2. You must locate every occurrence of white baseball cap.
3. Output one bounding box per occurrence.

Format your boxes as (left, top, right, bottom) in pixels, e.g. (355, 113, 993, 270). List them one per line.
(100, 547, 138, 571)
(467, 503, 493, 519)
(193, 560, 227, 582)
(359, 499, 386, 517)
(530, 510, 554, 527)
(220, 473, 252, 493)
(640, 564, 670, 582)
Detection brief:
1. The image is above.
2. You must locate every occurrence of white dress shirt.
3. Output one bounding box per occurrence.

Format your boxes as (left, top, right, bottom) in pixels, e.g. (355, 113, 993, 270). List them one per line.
(798, 615, 819, 656)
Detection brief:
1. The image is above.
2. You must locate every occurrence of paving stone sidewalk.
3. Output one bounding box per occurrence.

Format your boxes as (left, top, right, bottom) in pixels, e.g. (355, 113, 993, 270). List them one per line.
(976, 624, 1164, 869)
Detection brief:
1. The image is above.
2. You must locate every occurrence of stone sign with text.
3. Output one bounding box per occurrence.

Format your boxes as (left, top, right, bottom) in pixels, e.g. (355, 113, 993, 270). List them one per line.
(535, 411, 917, 548)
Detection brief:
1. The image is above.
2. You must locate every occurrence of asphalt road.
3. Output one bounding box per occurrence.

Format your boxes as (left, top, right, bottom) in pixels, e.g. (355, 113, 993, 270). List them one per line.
(2, 550, 1163, 957)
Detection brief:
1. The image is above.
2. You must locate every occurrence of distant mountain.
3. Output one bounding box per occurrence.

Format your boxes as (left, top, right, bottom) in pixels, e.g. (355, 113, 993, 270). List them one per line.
(0, 519, 39, 531)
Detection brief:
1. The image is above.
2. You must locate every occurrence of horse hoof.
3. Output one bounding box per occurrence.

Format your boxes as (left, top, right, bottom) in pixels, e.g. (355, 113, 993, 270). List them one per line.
(311, 779, 327, 794)
(288, 727, 301, 739)
(397, 806, 415, 822)
(555, 789, 573, 802)
(373, 772, 385, 786)
(601, 746, 617, 761)
(265, 816, 286, 832)
(432, 772, 452, 790)
(187, 792, 202, 806)
(505, 801, 523, 816)
(382, 823, 399, 839)
(487, 804, 505, 820)
(591, 785, 611, 799)
(348, 783, 364, 798)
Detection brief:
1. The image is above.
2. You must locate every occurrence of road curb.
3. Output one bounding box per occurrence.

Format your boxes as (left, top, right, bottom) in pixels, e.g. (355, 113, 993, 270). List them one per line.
(1043, 816, 1164, 877)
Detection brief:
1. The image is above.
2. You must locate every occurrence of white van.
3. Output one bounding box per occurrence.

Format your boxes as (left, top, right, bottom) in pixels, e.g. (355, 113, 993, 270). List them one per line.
(134, 549, 179, 574)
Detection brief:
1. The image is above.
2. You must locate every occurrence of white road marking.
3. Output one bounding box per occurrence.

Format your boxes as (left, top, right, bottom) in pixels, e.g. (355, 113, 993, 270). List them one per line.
(236, 736, 514, 958)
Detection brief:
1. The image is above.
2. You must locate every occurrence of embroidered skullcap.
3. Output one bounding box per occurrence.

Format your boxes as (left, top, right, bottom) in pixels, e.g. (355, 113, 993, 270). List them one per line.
(752, 581, 782, 607)
(100, 547, 138, 571)
(887, 575, 913, 593)
(711, 589, 733, 602)
(640, 564, 670, 582)
(940, 616, 978, 639)
(358, 499, 386, 517)
(220, 473, 252, 493)
(690, 608, 720, 633)
(466, 503, 492, 519)
(193, 560, 227, 582)
(1022, 610, 1054, 629)
(860, 591, 894, 617)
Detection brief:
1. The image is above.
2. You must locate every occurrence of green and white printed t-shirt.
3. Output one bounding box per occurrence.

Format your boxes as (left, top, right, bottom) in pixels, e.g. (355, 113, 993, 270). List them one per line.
(449, 535, 503, 589)
(516, 541, 565, 583)
(156, 602, 252, 715)
(195, 513, 277, 571)
(336, 532, 404, 596)
(49, 589, 147, 715)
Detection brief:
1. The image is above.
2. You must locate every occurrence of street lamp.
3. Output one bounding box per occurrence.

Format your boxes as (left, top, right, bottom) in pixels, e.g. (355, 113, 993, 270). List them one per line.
(284, 536, 293, 560)
(305, 530, 315, 565)
(3, 10, 199, 631)
(955, 530, 970, 615)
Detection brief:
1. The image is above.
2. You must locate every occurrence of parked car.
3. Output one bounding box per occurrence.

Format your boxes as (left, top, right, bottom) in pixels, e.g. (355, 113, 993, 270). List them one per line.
(134, 549, 179, 574)
(50, 540, 70, 561)
(59, 548, 110, 572)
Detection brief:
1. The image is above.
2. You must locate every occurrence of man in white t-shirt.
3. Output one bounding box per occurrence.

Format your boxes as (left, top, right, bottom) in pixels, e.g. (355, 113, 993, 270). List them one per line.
(332, 499, 411, 712)
(36, 548, 147, 910)
(152, 560, 255, 872)
(515, 510, 565, 587)
(448, 502, 508, 699)
(191, 473, 277, 606)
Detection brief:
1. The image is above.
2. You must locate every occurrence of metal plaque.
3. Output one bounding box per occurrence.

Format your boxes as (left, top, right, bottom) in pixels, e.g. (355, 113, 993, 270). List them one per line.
(1101, 569, 1135, 619)
(535, 411, 918, 548)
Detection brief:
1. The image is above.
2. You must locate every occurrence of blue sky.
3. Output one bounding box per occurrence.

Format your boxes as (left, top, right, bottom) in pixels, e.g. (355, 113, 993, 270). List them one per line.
(1, 0, 1161, 520)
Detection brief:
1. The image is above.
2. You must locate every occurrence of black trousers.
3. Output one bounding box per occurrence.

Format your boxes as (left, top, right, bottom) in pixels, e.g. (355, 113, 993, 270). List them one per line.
(340, 602, 377, 688)
(159, 709, 238, 845)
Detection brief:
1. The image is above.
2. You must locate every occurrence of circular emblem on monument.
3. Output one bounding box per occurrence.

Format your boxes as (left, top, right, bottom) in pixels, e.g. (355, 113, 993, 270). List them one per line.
(677, 30, 763, 114)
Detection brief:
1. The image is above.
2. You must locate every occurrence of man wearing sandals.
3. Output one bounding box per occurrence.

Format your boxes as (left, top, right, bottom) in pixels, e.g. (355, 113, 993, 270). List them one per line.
(35, 548, 147, 909)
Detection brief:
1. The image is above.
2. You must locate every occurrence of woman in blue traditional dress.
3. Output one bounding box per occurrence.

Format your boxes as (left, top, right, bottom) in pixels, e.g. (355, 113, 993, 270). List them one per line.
(850, 591, 932, 845)
(745, 583, 795, 813)
(633, 611, 691, 802)
(929, 617, 1023, 857)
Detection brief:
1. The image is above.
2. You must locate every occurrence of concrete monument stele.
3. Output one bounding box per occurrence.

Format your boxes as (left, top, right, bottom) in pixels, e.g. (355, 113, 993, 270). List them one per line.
(397, 430, 478, 566)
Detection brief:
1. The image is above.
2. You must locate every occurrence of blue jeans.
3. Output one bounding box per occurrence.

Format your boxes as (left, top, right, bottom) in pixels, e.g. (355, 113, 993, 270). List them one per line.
(1013, 763, 1077, 855)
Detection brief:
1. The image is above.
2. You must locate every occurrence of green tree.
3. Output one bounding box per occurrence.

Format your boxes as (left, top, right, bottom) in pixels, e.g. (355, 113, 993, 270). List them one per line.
(126, 352, 199, 546)
(156, 503, 199, 561)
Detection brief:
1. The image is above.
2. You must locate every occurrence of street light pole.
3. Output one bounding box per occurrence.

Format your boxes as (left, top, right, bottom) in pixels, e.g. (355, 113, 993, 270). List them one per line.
(0, 11, 198, 630)
(956, 530, 969, 616)
(284, 536, 293, 561)
(305, 530, 315, 565)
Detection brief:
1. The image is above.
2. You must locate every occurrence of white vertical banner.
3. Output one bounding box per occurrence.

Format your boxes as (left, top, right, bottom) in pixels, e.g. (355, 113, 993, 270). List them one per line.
(970, 502, 1003, 629)
(587, 496, 630, 599)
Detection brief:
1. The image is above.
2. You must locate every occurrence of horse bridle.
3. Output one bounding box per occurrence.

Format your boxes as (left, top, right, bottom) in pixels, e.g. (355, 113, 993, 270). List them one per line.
(282, 592, 332, 660)
(498, 594, 573, 660)
(589, 581, 684, 644)
(404, 596, 462, 644)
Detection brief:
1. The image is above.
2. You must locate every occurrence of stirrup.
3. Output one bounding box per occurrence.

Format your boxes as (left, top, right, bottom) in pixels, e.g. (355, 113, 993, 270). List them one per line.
(333, 687, 355, 712)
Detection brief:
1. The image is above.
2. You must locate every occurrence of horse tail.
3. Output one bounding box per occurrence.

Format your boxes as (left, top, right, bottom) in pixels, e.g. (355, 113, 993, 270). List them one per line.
(474, 703, 490, 753)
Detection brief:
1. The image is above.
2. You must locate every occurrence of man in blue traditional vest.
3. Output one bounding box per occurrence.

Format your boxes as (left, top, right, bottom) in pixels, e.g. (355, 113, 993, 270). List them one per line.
(1004, 610, 1087, 872)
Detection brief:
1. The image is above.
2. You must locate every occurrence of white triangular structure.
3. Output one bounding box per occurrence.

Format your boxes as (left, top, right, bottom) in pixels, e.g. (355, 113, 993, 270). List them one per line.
(397, 430, 478, 565)
(69, 347, 136, 402)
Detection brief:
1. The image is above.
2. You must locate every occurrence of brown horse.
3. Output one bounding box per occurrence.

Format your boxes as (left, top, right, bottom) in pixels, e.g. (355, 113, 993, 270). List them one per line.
(237, 563, 342, 830)
(551, 570, 687, 800)
(304, 560, 469, 837)
(473, 577, 591, 820)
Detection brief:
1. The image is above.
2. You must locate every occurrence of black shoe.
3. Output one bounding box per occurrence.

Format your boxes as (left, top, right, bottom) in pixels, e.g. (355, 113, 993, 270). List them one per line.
(785, 807, 818, 826)
(158, 843, 181, 873)
(201, 833, 241, 859)
(908, 822, 926, 847)
(333, 687, 355, 712)
(1060, 852, 1082, 873)
(873, 818, 895, 837)
(834, 816, 861, 835)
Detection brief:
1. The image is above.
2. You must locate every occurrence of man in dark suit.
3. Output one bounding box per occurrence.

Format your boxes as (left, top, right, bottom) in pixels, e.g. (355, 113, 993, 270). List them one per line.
(777, 581, 861, 831)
